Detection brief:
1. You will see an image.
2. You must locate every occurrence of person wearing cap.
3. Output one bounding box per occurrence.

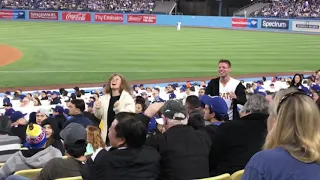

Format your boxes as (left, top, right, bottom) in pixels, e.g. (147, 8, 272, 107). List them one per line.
(205, 59, 247, 120)
(0, 123, 62, 180)
(3, 91, 11, 106)
(64, 99, 93, 128)
(50, 91, 61, 105)
(83, 101, 100, 126)
(52, 106, 67, 130)
(30, 123, 88, 180)
(0, 115, 21, 163)
(3, 101, 12, 110)
(94, 74, 135, 143)
(86, 112, 160, 180)
(36, 108, 51, 125)
(9, 111, 28, 144)
(40, 91, 48, 100)
(200, 95, 229, 126)
(208, 94, 269, 176)
(145, 100, 211, 180)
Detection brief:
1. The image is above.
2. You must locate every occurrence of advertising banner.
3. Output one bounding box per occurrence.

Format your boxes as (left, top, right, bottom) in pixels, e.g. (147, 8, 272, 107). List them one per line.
(261, 19, 289, 29)
(29, 11, 58, 20)
(292, 20, 320, 33)
(127, 14, 156, 24)
(231, 18, 258, 28)
(94, 13, 124, 23)
(62, 12, 91, 21)
(0, 10, 25, 19)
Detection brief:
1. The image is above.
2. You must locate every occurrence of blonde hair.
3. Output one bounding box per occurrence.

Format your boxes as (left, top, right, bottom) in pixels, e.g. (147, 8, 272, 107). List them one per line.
(105, 73, 132, 95)
(264, 88, 320, 164)
(86, 126, 106, 151)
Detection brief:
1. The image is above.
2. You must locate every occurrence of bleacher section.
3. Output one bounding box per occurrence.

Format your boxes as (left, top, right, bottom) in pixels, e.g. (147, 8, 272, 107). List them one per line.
(233, 1, 270, 16)
(152, 1, 177, 14)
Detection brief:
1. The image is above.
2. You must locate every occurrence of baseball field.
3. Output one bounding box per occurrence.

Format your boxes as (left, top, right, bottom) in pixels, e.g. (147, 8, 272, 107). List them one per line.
(0, 20, 319, 88)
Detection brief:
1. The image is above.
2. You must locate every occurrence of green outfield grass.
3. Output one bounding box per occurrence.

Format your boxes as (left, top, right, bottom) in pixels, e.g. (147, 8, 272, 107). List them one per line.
(0, 20, 319, 88)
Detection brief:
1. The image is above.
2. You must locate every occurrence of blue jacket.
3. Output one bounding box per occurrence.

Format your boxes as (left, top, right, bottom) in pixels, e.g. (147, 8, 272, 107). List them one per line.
(243, 147, 320, 180)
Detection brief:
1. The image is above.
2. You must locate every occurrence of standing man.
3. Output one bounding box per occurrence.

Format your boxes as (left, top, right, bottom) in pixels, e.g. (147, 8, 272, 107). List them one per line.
(177, 21, 181, 31)
(205, 59, 246, 120)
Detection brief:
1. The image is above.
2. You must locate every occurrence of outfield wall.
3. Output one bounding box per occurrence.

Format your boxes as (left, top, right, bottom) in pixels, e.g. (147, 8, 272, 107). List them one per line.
(1, 9, 320, 33)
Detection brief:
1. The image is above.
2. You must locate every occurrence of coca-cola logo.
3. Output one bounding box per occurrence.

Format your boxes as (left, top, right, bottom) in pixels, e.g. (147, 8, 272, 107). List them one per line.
(128, 16, 142, 22)
(65, 13, 88, 21)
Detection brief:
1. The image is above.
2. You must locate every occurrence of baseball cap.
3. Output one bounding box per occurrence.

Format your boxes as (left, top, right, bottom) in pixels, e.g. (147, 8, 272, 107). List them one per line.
(5, 108, 15, 117)
(52, 106, 64, 114)
(161, 100, 187, 120)
(19, 94, 26, 100)
(60, 123, 87, 146)
(5, 91, 10, 95)
(51, 91, 60, 96)
(169, 93, 176, 99)
(37, 108, 51, 117)
(3, 102, 12, 107)
(200, 95, 228, 119)
(86, 101, 94, 108)
(10, 111, 27, 123)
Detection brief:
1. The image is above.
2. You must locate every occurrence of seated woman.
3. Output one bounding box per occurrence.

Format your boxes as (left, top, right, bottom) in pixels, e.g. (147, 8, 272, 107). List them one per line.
(242, 88, 320, 180)
(86, 126, 106, 157)
(41, 118, 65, 155)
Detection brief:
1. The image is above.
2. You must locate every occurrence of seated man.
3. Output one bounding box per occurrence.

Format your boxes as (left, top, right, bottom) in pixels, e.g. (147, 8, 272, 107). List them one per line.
(0, 123, 62, 180)
(86, 112, 160, 180)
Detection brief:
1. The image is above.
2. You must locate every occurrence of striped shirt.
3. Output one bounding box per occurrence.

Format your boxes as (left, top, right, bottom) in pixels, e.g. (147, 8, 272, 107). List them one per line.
(0, 135, 21, 162)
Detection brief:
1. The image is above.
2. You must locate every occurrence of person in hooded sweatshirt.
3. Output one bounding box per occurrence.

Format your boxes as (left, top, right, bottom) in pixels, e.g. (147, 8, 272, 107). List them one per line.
(86, 112, 160, 180)
(0, 123, 62, 180)
(41, 118, 65, 155)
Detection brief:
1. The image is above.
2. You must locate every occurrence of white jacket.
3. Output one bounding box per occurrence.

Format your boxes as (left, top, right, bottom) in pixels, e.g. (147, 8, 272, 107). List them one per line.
(94, 90, 135, 142)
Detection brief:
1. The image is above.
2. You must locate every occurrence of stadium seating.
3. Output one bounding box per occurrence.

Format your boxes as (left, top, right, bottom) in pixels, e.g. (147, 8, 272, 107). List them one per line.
(14, 168, 42, 178)
(56, 176, 83, 180)
(230, 170, 244, 180)
(251, 0, 320, 18)
(200, 173, 231, 180)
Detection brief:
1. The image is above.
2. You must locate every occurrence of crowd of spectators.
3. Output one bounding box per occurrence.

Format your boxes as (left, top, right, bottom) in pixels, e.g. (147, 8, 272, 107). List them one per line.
(252, 0, 320, 18)
(0, 0, 154, 13)
(0, 60, 319, 180)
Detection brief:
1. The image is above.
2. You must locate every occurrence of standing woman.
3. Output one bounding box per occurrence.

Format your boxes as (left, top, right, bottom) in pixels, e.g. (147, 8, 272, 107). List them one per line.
(242, 88, 320, 180)
(94, 73, 135, 143)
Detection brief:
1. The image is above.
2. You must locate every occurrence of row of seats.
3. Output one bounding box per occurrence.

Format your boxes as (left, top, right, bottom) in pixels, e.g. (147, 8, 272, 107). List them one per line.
(6, 168, 244, 180)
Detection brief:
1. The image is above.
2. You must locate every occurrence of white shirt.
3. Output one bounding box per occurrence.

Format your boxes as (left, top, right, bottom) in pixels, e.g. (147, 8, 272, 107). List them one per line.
(219, 78, 240, 120)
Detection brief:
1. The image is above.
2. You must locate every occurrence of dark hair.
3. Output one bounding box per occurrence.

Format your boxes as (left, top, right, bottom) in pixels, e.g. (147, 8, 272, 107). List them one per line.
(189, 86, 195, 92)
(186, 95, 200, 110)
(80, 90, 85, 95)
(59, 88, 65, 95)
(65, 140, 87, 158)
(316, 98, 320, 111)
(71, 99, 85, 112)
(76, 92, 82, 98)
(135, 96, 145, 105)
(218, 59, 231, 67)
(74, 87, 80, 92)
(34, 98, 41, 106)
(187, 112, 204, 130)
(262, 77, 266, 81)
(62, 90, 68, 96)
(291, 74, 303, 87)
(114, 112, 147, 148)
(13, 92, 19, 98)
(154, 88, 160, 93)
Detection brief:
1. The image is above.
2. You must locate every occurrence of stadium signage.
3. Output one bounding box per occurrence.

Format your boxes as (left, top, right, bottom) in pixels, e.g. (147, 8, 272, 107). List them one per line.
(29, 11, 58, 20)
(292, 20, 320, 33)
(94, 13, 124, 23)
(261, 19, 289, 29)
(127, 14, 156, 24)
(62, 12, 91, 21)
(0, 10, 25, 19)
(231, 18, 258, 28)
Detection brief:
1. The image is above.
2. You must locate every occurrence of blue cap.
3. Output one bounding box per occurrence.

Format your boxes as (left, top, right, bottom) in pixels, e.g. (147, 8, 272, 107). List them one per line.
(133, 85, 138, 89)
(3, 97, 10, 104)
(180, 87, 186, 92)
(256, 80, 263, 85)
(169, 93, 176, 99)
(71, 93, 76, 98)
(3, 102, 12, 107)
(19, 94, 26, 100)
(200, 95, 228, 118)
(86, 101, 94, 108)
(47, 91, 52, 95)
(5, 91, 10, 95)
(52, 105, 64, 114)
(10, 111, 27, 122)
(5, 108, 15, 117)
(51, 91, 60, 96)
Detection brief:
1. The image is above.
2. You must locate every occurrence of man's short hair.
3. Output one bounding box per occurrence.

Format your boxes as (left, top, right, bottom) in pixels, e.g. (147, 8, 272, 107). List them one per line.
(185, 95, 200, 109)
(218, 59, 231, 67)
(71, 99, 85, 112)
(154, 88, 160, 93)
(115, 112, 147, 148)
